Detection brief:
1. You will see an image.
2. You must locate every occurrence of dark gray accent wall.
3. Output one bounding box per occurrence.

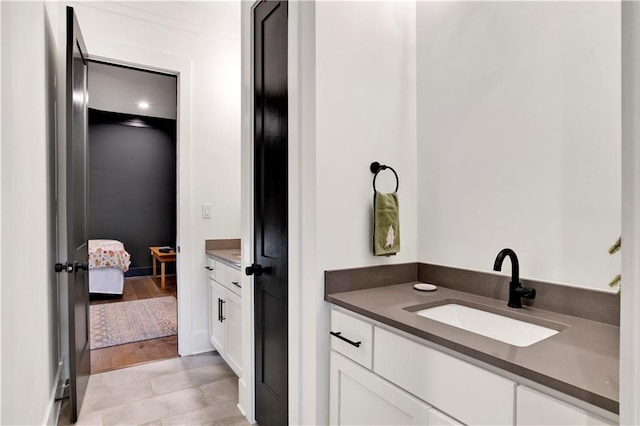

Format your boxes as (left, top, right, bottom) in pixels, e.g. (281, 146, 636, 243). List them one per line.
(88, 109, 176, 276)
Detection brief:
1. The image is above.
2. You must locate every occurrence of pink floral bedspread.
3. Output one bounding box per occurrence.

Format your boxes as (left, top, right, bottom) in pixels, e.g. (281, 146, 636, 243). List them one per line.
(88, 240, 131, 272)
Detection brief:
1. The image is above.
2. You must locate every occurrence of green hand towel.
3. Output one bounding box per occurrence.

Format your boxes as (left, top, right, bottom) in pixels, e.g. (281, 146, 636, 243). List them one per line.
(373, 192, 400, 256)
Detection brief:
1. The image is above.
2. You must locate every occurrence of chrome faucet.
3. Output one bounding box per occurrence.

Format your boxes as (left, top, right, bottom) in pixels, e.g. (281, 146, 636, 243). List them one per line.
(493, 248, 536, 308)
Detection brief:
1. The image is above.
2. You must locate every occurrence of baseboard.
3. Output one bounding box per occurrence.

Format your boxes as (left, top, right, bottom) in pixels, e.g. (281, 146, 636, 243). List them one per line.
(125, 266, 177, 277)
(124, 267, 153, 277)
(188, 348, 215, 356)
(42, 362, 63, 426)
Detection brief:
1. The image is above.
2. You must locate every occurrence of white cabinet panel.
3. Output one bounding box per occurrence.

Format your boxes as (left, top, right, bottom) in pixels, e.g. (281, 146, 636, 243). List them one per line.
(374, 327, 515, 426)
(517, 386, 614, 426)
(428, 408, 463, 426)
(330, 309, 373, 369)
(330, 351, 430, 425)
(208, 262, 243, 379)
(209, 281, 225, 352)
(225, 290, 243, 377)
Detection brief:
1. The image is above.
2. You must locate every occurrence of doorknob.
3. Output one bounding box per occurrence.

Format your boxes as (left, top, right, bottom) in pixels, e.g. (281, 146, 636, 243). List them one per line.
(245, 263, 271, 277)
(55, 262, 74, 273)
(74, 262, 89, 272)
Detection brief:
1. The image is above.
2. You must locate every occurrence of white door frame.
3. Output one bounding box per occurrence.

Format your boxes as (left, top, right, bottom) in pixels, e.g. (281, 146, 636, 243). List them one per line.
(85, 38, 195, 355)
(620, 3, 640, 425)
(240, 1, 256, 421)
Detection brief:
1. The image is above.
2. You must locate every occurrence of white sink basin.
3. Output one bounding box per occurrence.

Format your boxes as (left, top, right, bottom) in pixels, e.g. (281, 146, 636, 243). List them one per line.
(416, 304, 559, 347)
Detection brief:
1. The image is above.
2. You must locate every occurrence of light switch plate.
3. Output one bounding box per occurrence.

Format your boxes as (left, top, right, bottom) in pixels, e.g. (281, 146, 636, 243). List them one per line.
(202, 203, 212, 219)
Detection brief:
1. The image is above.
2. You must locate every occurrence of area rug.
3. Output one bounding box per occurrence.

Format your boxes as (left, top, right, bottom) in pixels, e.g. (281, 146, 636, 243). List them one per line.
(90, 297, 177, 349)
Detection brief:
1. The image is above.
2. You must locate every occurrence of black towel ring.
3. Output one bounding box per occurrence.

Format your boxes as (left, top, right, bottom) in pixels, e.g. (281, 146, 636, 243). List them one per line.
(370, 161, 399, 192)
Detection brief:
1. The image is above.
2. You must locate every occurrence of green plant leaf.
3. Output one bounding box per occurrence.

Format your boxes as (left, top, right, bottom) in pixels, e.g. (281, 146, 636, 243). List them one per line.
(609, 274, 621, 289)
(609, 237, 621, 255)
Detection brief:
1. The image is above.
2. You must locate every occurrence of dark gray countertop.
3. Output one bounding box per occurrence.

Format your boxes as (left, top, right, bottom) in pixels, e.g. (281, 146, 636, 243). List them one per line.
(326, 282, 619, 414)
(206, 249, 241, 269)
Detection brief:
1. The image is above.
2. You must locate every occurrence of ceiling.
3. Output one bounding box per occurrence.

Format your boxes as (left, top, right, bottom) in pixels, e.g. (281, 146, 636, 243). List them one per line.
(88, 61, 177, 120)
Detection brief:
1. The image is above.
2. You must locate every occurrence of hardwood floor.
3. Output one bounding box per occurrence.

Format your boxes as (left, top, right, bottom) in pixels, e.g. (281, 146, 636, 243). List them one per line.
(90, 275, 178, 374)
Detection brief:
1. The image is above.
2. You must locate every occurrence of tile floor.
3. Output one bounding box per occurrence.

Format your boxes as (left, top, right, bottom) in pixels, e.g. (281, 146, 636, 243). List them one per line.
(58, 352, 250, 425)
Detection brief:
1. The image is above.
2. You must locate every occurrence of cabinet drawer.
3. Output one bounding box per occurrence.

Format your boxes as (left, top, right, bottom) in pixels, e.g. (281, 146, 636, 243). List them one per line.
(330, 309, 373, 369)
(227, 267, 241, 296)
(216, 262, 241, 296)
(374, 327, 515, 425)
(207, 258, 217, 280)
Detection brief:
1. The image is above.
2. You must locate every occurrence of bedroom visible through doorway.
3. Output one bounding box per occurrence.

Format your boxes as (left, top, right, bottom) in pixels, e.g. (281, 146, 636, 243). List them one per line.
(86, 61, 178, 373)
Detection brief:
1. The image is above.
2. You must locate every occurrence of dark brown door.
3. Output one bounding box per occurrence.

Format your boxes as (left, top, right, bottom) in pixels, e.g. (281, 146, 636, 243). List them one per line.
(66, 6, 91, 422)
(249, 1, 288, 425)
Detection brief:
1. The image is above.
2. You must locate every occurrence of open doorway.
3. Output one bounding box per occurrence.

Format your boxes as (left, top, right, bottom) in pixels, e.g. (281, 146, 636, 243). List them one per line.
(86, 61, 179, 373)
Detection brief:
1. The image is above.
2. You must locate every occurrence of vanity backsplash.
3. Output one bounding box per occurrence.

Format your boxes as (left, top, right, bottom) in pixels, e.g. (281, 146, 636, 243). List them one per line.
(325, 262, 619, 326)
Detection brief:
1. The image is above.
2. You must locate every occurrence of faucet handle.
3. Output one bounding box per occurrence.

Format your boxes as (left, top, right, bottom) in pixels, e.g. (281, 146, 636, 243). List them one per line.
(516, 286, 536, 300)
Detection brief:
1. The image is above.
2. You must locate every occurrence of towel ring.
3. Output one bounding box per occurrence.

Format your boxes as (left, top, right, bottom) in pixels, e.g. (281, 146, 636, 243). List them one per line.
(371, 161, 399, 192)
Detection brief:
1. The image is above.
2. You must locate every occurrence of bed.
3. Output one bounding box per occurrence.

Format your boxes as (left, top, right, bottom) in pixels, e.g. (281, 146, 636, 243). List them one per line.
(89, 239, 131, 295)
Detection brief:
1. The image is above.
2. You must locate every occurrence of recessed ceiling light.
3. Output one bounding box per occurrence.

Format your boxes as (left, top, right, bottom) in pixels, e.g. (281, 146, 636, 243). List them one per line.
(138, 101, 150, 109)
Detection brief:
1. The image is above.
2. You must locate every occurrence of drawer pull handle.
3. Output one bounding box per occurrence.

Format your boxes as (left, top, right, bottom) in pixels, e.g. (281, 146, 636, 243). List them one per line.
(232, 281, 241, 288)
(330, 331, 361, 348)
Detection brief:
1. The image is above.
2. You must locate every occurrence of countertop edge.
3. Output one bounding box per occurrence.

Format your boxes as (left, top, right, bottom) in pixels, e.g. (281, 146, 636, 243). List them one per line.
(325, 293, 619, 415)
(206, 250, 241, 270)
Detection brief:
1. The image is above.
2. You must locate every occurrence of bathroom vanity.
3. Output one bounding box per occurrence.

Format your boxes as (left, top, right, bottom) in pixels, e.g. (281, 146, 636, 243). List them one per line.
(206, 240, 243, 378)
(326, 263, 619, 426)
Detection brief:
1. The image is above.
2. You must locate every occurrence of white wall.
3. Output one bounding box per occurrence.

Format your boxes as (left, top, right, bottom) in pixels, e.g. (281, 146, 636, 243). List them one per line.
(307, 2, 418, 423)
(68, 1, 241, 354)
(0, 1, 3, 422)
(316, 2, 418, 272)
(416, 1, 621, 291)
(1, 2, 60, 424)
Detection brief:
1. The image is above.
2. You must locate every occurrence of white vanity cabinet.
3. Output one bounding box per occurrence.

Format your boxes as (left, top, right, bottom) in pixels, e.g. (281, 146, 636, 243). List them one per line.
(329, 306, 617, 426)
(207, 258, 243, 378)
(517, 386, 614, 426)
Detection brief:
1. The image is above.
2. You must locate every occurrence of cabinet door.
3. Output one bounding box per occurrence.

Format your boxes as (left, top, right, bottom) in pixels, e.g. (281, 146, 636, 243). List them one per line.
(330, 351, 430, 425)
(517, 386, 614, 426)
(374, 327, 515, 426)
(209, 281, 226, 354)
(428, 408, 463, 426)
(224, 290, 243, 377)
